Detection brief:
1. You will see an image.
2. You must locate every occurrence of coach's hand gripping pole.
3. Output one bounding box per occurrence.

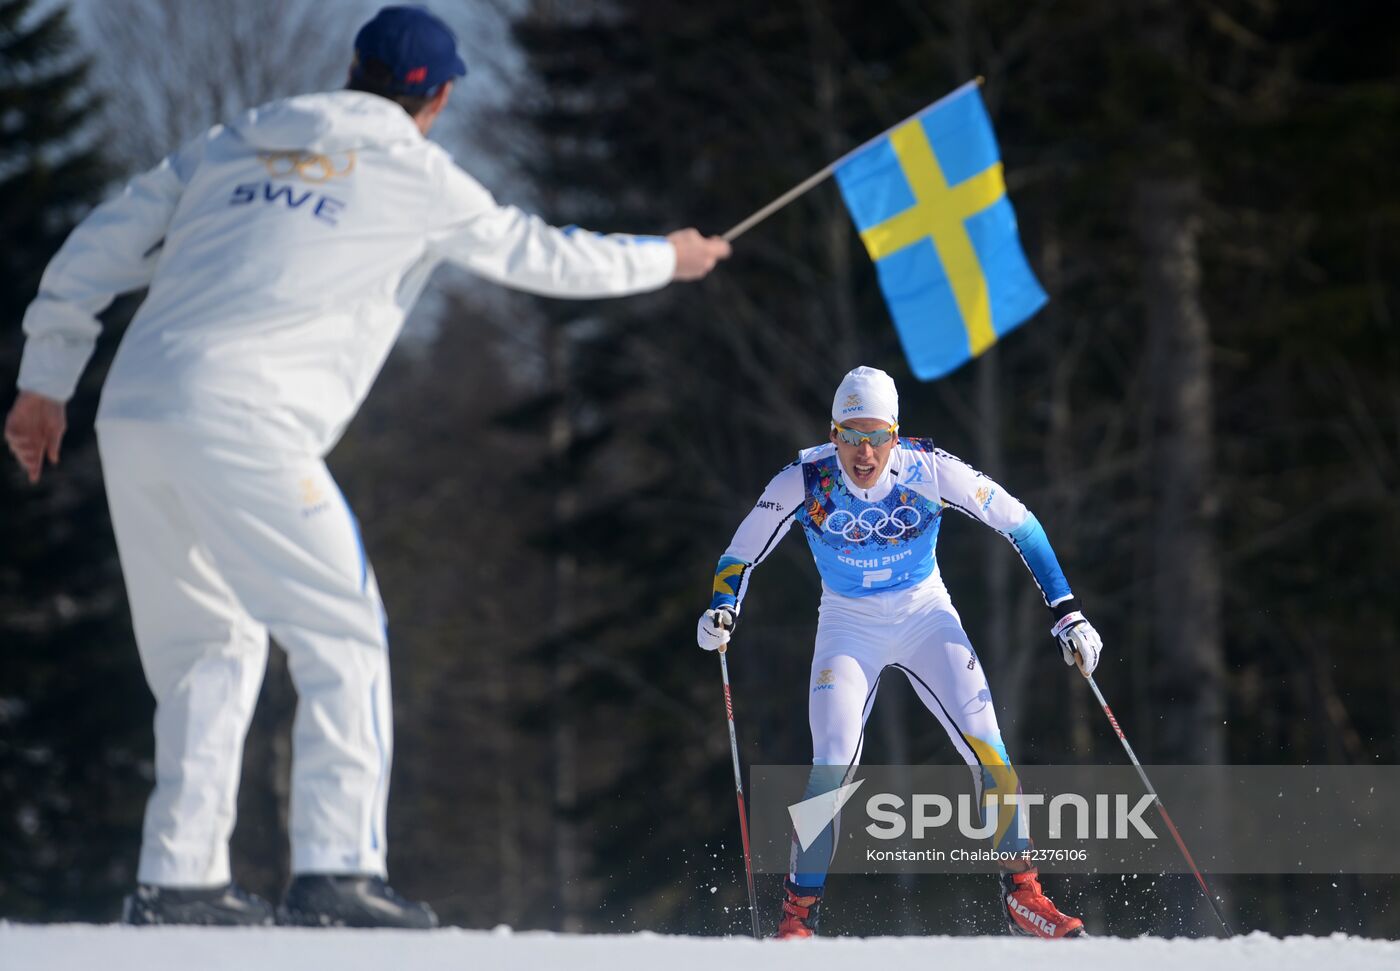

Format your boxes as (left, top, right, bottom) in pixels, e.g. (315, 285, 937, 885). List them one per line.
(1084, 672, 1234, 936)
(718, 643, 763, 940)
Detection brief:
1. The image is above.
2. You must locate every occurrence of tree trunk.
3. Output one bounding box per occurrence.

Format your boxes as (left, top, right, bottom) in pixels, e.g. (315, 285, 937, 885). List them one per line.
(490, 649, 523, 926)
(1135, 173, 1228, 934)
(943, 0, 1017, 752)
(805, 0, 860, 370)
(546, 320, 583, 931)
(1135, 176, 1225, 762)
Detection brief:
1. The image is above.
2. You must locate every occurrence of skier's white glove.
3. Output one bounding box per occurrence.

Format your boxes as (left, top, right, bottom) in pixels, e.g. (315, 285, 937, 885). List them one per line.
(697, 606, 737, 651)
(1052, 610, 1103, 676)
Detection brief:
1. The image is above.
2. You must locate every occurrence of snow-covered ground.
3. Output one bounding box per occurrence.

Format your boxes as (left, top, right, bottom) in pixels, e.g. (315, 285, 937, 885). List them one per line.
(2, 925, 1397, 971)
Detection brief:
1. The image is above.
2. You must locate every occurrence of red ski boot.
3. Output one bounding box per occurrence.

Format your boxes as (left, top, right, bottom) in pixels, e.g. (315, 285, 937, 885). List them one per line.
(775, 880, 822, 939)
(1000, 868, 1085, 938)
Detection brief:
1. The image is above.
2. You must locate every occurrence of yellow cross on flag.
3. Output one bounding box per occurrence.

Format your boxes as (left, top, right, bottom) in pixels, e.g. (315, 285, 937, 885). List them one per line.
(834, 81, 1047, 379)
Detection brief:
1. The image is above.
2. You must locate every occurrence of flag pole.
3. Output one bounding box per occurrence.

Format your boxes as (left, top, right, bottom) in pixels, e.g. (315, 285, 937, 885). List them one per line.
(722, 164, 837, 242)
(720, 77, 984, 243)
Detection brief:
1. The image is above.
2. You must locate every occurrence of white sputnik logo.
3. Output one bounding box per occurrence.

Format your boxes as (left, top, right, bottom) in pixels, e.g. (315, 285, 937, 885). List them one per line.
(788, 779, 866, 851)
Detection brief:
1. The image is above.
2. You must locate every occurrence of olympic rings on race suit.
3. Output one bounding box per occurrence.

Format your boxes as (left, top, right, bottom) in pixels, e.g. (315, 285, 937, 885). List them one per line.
(823, 505, 923, 541)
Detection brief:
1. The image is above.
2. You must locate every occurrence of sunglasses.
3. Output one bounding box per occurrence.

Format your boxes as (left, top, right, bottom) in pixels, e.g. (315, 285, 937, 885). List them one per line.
(833, 423, 898, 447)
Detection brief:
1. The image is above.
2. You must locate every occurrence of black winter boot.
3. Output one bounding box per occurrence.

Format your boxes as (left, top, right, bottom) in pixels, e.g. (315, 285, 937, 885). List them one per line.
(277, 874, 438, 928)
(122, 882, 274, 926)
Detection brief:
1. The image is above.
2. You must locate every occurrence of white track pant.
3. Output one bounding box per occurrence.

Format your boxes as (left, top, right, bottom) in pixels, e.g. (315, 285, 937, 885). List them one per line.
(791, 574, 1025, 887)
(97, 419, 391, 887)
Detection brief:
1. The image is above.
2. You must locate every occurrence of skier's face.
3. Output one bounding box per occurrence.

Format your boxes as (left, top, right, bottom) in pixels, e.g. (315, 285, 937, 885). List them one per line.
(831, 417, 897, 489)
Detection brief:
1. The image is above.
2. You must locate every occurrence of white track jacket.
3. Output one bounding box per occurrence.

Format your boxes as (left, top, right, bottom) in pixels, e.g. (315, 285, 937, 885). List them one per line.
(16, 91, 677, 455)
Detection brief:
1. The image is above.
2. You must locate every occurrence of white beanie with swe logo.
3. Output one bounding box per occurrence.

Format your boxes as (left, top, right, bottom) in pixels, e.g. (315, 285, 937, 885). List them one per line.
(831, 366, 899, 426)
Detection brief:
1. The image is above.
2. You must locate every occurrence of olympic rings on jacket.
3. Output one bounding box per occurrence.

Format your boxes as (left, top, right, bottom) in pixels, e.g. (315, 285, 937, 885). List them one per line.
(823, 505, 922, 540)
(259, 151, 357, 184)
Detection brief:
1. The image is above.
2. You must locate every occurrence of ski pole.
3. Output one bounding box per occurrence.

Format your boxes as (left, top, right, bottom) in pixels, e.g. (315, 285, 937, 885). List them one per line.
(1085, 673, 1234, 936)
(718, 643, 763, 940)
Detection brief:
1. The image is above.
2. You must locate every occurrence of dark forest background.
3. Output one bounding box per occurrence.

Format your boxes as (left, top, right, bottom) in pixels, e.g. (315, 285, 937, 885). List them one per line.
(2, 0, 1398, 938)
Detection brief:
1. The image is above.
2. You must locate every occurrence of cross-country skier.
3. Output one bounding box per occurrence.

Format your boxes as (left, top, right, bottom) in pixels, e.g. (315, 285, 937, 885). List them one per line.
(697, 365, 1103, 939)
(5, 5, 729, 928)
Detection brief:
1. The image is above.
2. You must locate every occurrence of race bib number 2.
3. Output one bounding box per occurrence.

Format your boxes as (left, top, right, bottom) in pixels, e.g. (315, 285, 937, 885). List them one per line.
(862, 568, 892, 588)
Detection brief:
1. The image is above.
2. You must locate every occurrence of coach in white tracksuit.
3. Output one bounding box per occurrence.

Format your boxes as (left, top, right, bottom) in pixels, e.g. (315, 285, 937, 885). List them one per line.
(4, 16, 728, 897)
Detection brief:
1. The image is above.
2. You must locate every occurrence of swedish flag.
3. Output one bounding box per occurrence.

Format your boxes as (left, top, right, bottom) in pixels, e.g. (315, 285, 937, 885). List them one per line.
(834, 81, 1046, 380)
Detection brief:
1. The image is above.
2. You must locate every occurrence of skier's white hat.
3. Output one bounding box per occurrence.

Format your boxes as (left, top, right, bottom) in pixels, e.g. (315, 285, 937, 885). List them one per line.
(831, 366, 899, 426)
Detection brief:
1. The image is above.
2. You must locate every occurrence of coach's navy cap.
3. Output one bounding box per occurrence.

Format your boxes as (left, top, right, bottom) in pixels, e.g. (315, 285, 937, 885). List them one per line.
(351, 5, 467, 96)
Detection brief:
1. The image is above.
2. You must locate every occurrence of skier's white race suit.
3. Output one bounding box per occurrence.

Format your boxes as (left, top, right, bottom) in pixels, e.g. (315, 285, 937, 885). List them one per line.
(16, 91, 677, 886)
(709, 438, 1075, 887)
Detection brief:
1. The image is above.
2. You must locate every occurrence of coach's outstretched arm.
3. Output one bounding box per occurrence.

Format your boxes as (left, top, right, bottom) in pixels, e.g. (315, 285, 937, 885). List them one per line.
(5, 135, 209, 483)
(425, 156, 729, 298)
